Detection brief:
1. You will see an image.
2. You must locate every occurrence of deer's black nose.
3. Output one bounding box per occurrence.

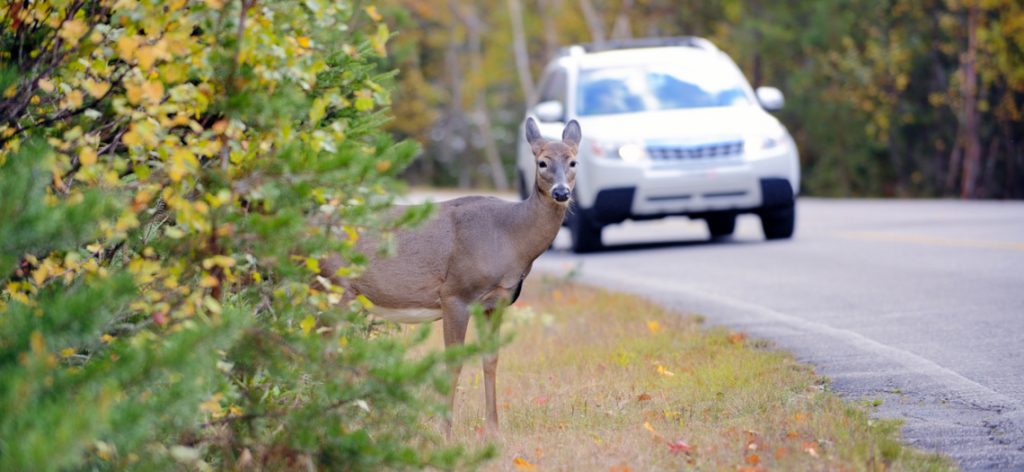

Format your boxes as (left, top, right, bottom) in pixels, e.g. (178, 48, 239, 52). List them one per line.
(552, 186, 570, 202)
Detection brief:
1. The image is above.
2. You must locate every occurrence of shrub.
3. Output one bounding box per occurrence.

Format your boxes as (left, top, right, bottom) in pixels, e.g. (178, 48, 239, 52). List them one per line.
(0, 1, 488, 469)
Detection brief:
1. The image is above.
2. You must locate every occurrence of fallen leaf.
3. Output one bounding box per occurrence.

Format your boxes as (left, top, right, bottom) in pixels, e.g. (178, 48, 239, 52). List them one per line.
(656, 364, 675, 377)
(637, 393, 652, 402)
(746, 453, 761, 465)
(667, 439, 692, 454)
(609, 464, 632, 472)
(802, 441, 819, 457)
(512, 456, 536, 470)
(728, 331, 747, 345)
(643, 421, 664, 441)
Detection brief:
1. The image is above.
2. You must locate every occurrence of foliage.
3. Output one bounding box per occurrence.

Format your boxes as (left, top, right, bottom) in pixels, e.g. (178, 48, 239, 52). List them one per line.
(1, 0, 489, 469)
(381, 0, 1023, 198)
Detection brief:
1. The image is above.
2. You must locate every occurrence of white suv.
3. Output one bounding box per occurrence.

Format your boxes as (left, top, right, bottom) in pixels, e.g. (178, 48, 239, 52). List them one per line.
(516, 37, 800, 253)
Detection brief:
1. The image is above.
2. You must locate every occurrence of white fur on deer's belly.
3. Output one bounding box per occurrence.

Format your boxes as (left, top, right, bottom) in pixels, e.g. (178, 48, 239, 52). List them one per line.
(369, 306, 443, 323)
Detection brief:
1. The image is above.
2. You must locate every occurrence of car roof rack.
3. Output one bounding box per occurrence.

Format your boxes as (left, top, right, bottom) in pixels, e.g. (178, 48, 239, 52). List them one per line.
(557, 36, 718, 57)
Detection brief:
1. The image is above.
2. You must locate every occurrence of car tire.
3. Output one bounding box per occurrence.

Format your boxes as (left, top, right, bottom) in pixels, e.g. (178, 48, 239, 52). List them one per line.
(569, 209, 603, 253)
(759, 202, 795, 240)
(705, 213, 736, 239)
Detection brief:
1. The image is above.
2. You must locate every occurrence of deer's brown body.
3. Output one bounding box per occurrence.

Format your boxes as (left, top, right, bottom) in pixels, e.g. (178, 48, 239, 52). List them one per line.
(325, 118, 581, 436)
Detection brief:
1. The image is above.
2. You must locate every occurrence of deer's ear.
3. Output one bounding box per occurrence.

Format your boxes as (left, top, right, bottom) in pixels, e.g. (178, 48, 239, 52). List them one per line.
(562, 120, 582, 153)
(525, 117, 545, 155)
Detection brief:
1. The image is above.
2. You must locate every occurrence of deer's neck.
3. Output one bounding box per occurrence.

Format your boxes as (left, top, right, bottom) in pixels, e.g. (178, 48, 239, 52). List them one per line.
(512, 186, 568, 261)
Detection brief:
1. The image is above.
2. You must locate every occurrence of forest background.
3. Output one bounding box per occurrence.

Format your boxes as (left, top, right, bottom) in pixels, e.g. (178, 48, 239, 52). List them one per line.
(383, 0, 1024, 199)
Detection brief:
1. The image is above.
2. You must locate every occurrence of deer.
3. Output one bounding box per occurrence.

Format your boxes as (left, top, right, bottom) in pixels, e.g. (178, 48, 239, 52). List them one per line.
(320, 117, 580, 437)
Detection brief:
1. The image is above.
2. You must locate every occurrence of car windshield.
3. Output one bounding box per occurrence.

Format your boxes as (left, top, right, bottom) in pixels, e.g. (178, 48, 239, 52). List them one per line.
(576, 59, 752, 116)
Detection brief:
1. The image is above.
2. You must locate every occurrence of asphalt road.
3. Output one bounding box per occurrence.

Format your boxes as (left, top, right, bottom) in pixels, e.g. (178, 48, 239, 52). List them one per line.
(530, 198, 1024, 471)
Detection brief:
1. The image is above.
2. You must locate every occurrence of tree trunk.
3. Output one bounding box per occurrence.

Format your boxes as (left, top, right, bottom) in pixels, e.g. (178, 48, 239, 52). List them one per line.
(507, 0, 537, 105)
(959, 3, 981, 199)
(461, 3, 510, 190)
(540, 0, 562, 59)
(610, 0, 633, 40)
(578, 0, 606, 44)
(441, 15, 469, 188)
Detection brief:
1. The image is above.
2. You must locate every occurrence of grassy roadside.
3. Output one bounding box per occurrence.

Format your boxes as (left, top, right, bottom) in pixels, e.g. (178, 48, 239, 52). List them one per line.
(416, 275, 956, 471)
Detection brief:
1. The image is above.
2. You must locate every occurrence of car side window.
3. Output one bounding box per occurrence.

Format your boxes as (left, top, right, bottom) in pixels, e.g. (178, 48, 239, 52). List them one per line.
(538, 69, 567, 105)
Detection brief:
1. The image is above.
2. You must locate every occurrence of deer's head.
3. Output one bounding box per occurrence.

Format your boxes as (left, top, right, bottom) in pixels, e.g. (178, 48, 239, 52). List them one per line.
(525, 117, 581, 205)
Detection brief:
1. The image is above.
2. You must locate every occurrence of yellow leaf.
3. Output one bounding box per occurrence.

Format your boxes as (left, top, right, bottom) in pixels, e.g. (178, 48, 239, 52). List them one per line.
(300, 315, 315, 336)
(38, 78, 55, 93)
(168, 148, 198, 182)
(364, 5, 383, 22)
(136, 44, 164, 71)
(656, 364, 675, 377)
(204, 0, 225, 9)
(200, 393, 223, 416)
(125, 82, 143, 105)
(30, 331, 45, 353)
(80, 147, 97, 166)
(371, 23, 389, 57)
(83, 79, 111, 98)
(512, 457, 536, 470)
(59, 19, 88, 45)
(64, 90, 84, 108)
(343, 225, 359, 242)
(61, 348, 76, 358)
(203, 295, 222, 314)
(116, 36, 140, 61)
(101, 334, 115, 344)
(646, 320, 662, 333)
(200, 274, 219, 288)
(31, 265, 49, 285)
(305, 257, 320, 273)
(356, 294, 374, 309)
(141, 80, 164, 104)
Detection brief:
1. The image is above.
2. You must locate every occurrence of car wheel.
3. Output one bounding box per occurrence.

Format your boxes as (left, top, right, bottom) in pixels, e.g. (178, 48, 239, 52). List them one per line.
(759, 202, 795, 240)
(705, 213, 736, 239)
(569, 209, 603, 253)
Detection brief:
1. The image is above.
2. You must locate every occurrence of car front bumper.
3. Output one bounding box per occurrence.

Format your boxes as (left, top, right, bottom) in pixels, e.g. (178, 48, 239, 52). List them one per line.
(576, 148, 798, 223)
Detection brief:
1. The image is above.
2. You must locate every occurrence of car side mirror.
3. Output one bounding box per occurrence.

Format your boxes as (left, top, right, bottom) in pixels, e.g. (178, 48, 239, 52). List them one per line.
(533, 100, 565, 123)
(756, 86, 784, 112)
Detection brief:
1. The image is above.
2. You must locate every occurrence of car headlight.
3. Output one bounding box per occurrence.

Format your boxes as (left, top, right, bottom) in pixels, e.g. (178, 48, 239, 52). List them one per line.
(590, 140, 647, 163)
(745, 130, 787, 158)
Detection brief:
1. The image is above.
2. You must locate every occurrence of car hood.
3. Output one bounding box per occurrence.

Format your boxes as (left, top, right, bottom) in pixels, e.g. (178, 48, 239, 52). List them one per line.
(576, 106, 784, 145)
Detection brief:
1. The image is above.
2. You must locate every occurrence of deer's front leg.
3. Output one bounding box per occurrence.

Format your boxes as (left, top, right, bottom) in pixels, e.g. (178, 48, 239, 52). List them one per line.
(441, 297, 470, 439)
(482, 309, 502, 432)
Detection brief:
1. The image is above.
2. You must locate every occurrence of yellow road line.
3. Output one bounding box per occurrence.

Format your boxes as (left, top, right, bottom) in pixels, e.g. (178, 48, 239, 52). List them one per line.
(838, 231, 1024, 251)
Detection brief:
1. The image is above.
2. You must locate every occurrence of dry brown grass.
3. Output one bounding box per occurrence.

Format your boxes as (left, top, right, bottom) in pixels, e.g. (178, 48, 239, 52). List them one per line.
(412, 275, 955, 471)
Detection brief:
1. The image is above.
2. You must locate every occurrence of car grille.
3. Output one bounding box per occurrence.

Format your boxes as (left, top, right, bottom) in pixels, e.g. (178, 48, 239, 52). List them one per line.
(646, 141, 744, 161)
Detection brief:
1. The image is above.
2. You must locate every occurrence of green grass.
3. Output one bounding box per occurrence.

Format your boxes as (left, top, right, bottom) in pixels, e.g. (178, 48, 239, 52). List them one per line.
(415, 276, 957, 471)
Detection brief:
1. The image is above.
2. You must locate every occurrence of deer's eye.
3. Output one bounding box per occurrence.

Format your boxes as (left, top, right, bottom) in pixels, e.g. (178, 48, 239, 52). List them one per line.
(538, 161, 548, 168)
(569, 161, 577, 168)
